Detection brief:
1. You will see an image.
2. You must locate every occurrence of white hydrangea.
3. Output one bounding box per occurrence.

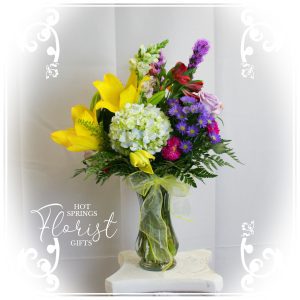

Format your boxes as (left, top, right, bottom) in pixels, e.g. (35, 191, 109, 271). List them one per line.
(109, 103, 172, 155)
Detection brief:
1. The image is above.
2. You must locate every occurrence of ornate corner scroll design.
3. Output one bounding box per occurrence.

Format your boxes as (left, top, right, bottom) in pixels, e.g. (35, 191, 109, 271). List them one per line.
(18, 238, 60, 292)
(20, 8, 60, 79)
(241, 9, 281, 79)
(240, 220, 282, 291)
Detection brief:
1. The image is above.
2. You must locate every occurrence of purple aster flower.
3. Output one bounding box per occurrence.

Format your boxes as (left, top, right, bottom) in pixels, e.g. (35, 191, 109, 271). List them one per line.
(182, 106, 190, 114)
(167, 98, 179, 107)
(180, 96, 196, 104)
(188, 39, 210, 69)
(169, 103, 182, 116)
(197, 114, 208, 128)
(176, 112, 188, 120)
(180, 140, 193, 153)
(209, 132, 221, 144)
(206, 115, 215, 126)
(190, 103, 204, 114)
(176, 121, 188, 135)
(186, 125, 199, 137)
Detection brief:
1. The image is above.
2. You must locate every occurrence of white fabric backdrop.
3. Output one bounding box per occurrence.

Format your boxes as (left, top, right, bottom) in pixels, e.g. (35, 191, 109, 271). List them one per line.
(6, 6, 293, 293)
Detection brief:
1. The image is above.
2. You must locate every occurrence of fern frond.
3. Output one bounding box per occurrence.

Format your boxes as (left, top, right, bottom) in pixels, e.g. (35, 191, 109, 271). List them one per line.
(224, 144, 243, 164)
(190, 167, 217, 179)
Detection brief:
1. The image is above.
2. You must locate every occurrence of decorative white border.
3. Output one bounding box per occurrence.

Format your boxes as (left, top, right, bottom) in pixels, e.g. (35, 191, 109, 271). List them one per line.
(0, 2, 297, 297)
(17, 237, 60, 292)
(240, 9, 281, 79)
(20, 8, 60, 79)
(240, 221, 282, 292)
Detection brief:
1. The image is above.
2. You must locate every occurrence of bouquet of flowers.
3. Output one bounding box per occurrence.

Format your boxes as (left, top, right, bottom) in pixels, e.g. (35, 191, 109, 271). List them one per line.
(51, 39, 240, 271)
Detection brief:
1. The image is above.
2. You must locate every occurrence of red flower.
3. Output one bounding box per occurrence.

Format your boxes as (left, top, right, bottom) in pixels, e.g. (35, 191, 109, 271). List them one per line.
(185, 80, 203, 92)
(182, 89, 199, 99)
(171, 62, 190, 85)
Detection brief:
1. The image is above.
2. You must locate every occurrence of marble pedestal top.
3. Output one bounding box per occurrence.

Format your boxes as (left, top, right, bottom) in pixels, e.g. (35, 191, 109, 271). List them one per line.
(105, 249, 223, 293)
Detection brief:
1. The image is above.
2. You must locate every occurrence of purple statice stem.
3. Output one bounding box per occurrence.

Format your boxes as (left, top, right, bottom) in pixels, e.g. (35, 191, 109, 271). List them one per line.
(188, 39, 210, 69)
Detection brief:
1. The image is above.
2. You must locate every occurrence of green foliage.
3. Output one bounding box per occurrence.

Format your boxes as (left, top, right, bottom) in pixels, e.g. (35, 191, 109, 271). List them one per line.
(148, 90, 165, 105)
(73, 151, 136, 185)
(149, 134, 241, 188)
(147, 39, 169, 54)
(223, 142, 243, 164)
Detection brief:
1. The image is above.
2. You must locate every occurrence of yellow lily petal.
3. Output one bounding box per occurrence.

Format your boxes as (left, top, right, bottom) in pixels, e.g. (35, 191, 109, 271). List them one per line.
(138, 162, 154, 174)
(130, 150, 155, 174)
(126, 71, 138, 89)
(94, 99, 119, 113)
(139, 149, 155, 160)
(74, 110, 95, 137)
(119, 85, 138, 110)
(51, 104, 102, 152)
(71, 105, 87, 123)
(67, 135, 99, 152)
(51, 128, 75, 147)
(93, 73, 124, 107)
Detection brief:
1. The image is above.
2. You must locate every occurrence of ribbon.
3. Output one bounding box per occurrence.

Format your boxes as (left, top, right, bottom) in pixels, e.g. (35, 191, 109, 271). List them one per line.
(126, 172, 189, 270)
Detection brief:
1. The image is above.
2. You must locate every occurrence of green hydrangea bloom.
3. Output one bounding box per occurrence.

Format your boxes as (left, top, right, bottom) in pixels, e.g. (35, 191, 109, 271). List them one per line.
(109, 103, 172, 155)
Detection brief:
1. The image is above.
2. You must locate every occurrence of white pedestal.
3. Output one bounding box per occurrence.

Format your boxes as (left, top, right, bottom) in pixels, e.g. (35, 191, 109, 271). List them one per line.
(105, 249, 223, 293)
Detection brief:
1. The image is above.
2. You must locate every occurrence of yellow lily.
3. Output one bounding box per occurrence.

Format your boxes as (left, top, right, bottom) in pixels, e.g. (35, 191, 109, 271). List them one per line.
(130, 150, 155, 174)
(51, 105, 102, 152)
(93, 72, 149, 113)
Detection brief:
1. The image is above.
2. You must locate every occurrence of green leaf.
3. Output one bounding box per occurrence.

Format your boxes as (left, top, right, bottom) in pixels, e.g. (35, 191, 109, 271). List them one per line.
(90, 91, 100, 111)
(211, 142, 227, 154)
(217, 116, 224, 126)
(148, 91, 165, 105)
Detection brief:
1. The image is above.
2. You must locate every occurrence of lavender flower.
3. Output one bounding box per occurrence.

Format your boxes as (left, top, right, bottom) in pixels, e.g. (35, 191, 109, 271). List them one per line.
(206, 115, 215, 126)
(190, 103, 204, 114)
(188, 39, 210, 69)
(197, 114, 208, 128)
(176, 112, 188, 120)
(176, 121, 188, 135)
(167, 98, 179, 107)
(209, 132, 221, 144)
(186, 125, 199, 137)
(180, 140, 193, 153)
(182, 106, 190, 114)
(168, 103, 182, 116)
(180, 96, 196, 104)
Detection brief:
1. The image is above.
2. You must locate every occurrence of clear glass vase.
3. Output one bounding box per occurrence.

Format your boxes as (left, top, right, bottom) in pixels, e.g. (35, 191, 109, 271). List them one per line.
(135, 186, 178, 271)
